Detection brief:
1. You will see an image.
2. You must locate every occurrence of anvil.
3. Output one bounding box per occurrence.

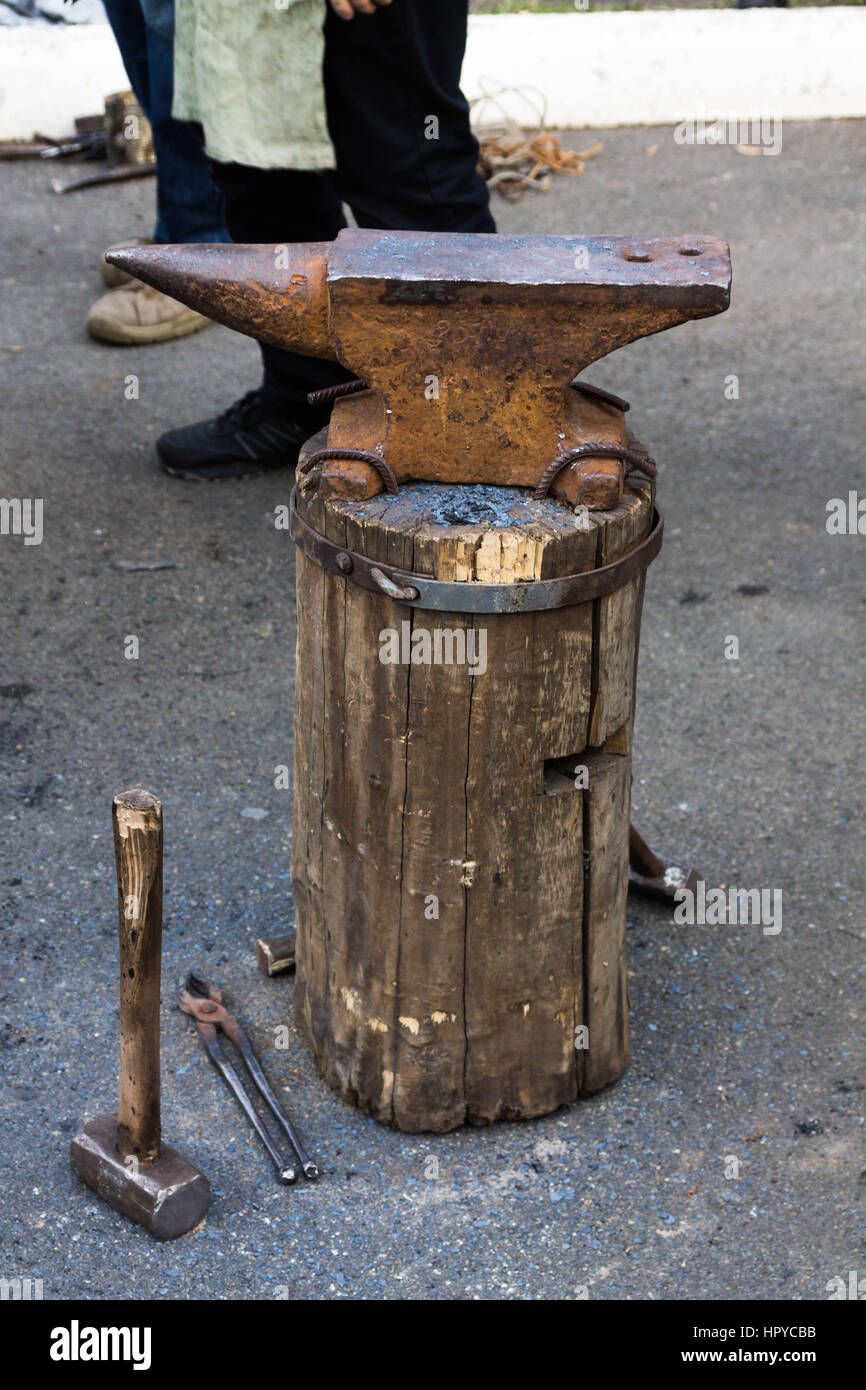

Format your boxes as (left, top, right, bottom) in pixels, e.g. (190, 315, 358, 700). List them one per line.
(109, 229, 731, 507)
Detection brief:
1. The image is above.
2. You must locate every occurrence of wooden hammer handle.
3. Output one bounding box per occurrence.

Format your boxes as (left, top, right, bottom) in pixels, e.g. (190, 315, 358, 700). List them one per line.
(113, 789, 163, 1163)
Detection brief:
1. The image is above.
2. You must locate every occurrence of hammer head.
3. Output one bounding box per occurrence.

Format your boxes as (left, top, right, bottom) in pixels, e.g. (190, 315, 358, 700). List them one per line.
(70, 1114, 210, 1241)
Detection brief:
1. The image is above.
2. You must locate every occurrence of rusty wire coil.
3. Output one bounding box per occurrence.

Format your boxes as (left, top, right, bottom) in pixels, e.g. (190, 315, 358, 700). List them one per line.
(298, 447, 400, 496)
(534, 443, 658, 500)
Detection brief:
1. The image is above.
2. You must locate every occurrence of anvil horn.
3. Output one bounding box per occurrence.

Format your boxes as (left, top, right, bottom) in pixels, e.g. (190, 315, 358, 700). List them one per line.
(104, 241, 334, 358)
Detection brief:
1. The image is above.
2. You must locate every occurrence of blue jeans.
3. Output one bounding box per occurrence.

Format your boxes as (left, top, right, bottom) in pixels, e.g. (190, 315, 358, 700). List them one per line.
(102, 0, 229, 245)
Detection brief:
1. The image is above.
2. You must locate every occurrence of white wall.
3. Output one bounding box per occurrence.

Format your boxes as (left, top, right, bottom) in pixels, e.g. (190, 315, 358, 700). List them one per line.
(0, 26, 128, 140)
(0, 9, 863, 141)
(463, 10, 865, 128)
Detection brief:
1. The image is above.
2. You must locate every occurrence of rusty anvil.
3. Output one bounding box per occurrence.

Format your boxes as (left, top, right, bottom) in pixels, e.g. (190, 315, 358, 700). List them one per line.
(108, 230, 731, 509)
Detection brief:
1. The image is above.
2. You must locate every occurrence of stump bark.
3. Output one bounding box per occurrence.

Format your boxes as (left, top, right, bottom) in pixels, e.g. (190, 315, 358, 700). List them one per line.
(292, 441, 653, 1132)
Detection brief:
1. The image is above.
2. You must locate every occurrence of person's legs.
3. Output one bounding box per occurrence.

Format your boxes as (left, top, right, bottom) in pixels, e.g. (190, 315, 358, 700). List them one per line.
(142, 20, 228, 245)
(156, 162, 354, 479)
(101, 0, 153, 126)
(102, 0, 226, 245)
(91, 1, 228, 345)
(209, 162, 352, 422)
(219, 0, 494, 416)
(324, 0, 495, 234)
(158, 0, 494, 476)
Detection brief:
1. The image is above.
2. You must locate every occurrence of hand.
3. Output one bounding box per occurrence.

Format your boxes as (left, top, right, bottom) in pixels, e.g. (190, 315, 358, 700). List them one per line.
(329, 0, 392, 18)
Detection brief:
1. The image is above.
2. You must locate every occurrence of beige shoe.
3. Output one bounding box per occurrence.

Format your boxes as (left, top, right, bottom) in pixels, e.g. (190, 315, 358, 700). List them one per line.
(86, 282, 210, 345)
(99, 237, 154, 288)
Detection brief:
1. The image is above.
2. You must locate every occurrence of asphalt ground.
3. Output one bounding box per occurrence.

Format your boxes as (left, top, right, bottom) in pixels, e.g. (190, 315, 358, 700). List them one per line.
(0, 120, 864, 1302)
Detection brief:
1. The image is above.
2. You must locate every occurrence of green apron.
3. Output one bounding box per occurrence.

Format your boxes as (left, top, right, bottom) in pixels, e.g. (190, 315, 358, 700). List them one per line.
(173, 0, 335, 170)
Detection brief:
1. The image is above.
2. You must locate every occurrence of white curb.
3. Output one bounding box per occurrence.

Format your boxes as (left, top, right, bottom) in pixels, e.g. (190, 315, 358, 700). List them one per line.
(0, 9, 863, 141)
(463, 10, 865, 128)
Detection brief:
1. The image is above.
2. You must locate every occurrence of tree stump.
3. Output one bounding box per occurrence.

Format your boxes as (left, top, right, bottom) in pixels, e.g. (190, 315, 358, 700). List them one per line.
(291, 438, 654, 1132)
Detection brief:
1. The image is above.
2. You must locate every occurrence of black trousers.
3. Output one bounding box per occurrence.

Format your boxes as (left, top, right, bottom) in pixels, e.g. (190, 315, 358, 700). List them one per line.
(209, 0, 495, 426)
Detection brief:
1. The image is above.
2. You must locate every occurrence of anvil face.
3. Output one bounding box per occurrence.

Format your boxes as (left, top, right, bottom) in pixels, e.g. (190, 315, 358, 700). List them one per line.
(108, 229, 731, 501)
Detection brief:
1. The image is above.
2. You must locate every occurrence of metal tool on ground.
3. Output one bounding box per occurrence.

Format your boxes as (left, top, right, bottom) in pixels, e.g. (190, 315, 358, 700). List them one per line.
(628, 823, 699, 905)
(254, 931, 296, 977)
(52, 163, 157, 195)
(0, 117, 105, 163)
(39, 131, 107, 161)
(106, 229, 731, 509)
(178, 973, 318, 1182)
(70, 790, 211, 1239)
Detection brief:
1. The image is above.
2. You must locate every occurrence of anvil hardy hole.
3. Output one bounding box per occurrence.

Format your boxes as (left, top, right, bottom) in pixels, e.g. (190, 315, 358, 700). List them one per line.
(679, 247, 704, 256)
(624, 252, 653, 263)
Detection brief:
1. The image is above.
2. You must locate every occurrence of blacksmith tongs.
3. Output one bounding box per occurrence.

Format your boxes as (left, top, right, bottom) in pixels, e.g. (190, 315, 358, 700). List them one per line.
(178, 972, 319, 1183)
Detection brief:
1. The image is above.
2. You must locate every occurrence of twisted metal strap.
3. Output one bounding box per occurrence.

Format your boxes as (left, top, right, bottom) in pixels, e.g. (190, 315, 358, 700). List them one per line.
(306, 378, 368, 407)
(534, 442, 658, 500)
(298, 447, 400, 496)
(310, 377, 629, 413)
(289, 488, 663, 614)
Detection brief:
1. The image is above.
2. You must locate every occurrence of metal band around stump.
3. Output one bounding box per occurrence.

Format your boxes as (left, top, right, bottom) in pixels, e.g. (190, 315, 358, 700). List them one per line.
(289, 489, 663, 615)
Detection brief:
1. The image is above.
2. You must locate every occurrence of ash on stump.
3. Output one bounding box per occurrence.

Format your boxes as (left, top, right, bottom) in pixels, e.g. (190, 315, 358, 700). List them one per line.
(291, 446, 653, 1133)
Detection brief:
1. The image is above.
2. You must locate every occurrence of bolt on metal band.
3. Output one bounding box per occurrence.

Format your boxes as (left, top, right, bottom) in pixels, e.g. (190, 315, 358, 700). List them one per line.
(289, 488, 663, 615)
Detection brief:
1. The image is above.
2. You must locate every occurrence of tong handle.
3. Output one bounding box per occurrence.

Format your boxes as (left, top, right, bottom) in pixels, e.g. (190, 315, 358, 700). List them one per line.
(233, 1031, 319, 1181)
(198, 1024, 296, 1185)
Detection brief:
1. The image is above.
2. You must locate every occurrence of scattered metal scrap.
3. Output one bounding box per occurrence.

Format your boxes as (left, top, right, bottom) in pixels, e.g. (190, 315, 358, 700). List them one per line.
(473, 85, 602, 201)
(52, 163, 157, 195)
(111, 558, 183, 573)
(0, 119, 104, 163)
(2, 89, 157, 193)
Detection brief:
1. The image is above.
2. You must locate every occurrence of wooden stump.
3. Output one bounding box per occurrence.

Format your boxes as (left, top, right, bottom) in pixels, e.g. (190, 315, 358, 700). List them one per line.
(291, 444, 653, 1132)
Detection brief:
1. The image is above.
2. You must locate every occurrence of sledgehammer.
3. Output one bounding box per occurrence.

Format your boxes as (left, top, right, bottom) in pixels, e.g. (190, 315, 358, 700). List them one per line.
(70, 790, 210, 1239)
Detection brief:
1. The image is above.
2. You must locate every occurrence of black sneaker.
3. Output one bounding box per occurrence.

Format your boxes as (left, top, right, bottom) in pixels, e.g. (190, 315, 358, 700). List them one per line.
(156, 389, 313, 480)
